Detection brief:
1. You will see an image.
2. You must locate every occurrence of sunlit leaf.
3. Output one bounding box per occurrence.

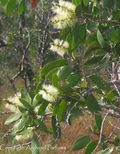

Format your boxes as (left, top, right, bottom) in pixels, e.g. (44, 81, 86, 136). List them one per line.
(57, 100, 67, 121)
(95, 114, 102, 131)
(86, 95, 101, 113)
(31, 134, 40, 154)
(83, 0, 89, 6)
(6, 0, 16, 15)
(52, 116, 61, 138)
(72, 136, 91, 151)
(5, 113, 21, 125)
(97, 29, 105, 48)
(85, 140, 97, 154)
(41, 59, 67, 77)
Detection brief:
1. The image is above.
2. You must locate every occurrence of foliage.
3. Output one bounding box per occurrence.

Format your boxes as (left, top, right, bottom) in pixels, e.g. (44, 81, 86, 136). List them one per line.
(1, 0, 120, 153)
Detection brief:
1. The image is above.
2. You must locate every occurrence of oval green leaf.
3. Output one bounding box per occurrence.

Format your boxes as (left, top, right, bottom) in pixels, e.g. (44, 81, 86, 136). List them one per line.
(72, 135, 91, 151)
(40, 59, 67, 77)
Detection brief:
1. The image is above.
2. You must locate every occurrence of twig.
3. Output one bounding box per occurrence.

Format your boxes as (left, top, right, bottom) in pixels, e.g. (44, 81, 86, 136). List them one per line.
(92, 112, 109, 154)
(80, 14, 120, 25)
(8, 28, 31, 91)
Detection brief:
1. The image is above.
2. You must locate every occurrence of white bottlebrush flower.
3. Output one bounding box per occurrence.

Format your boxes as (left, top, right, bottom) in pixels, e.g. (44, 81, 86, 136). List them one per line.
(7, 92, 22, 106)
(50, 39, 69, 56)
(4, 92, 23, 112)
(39, 84, 59, 103)
(58, 0, 76, 11)
(51, 0, 76, 29)
(43, 84, 59, 96)
(5, 103, 18, 112)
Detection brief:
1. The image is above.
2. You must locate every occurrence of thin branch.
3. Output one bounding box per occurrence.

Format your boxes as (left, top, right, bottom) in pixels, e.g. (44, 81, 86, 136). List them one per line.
(8, 29, 31, 91)
(93, 112, 109, 154)
(80, 14, 120, 25)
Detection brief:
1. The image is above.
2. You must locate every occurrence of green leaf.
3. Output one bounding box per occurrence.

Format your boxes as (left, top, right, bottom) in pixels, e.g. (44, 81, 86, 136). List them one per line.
(83, 0, 89, 6)
(107, 28, 120, 44)
(40, 59, 67, 77)
(66, 73, 80, 87)
(6, 0, 16, 15)
(19, 98, 32, 109)
(35, 81, 43, 93)
(95, 114, 102, 131)
(38, 101, 48, 115)
(31, 134, 40, 154)
(86, 95, 101, 113)
(105, 90, 118, 102)
(90, 75, 110, 91)
(96, 147, 114, 154)
(57, 100, 67, 121)
(97, 30, 105, 48)
(59, 84, 73, 94)
(52, 116, 61, 138)
(85, 55, 106, 65)
(73, 23, 86, 45)
(45, 67, 58, 81)
(72, 135, 91, 151)
(53, 102, 60, 116)
(52, 73, 59, 87)
(85, 140, 97, 154)
(33, 94, 42, 106)
(12, 118, 25, 134)
(60, 27, 71, 40)
(5, 113, 21, 125)
(72, 0, 81, 5)
(20, 90, 32, 109)
(18, 0, 26, 15)
(75, 4, 82, 16)
(57, 66, 71, 81)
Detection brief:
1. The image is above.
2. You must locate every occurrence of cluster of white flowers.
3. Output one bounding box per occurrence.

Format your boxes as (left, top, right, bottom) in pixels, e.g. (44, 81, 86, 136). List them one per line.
(51, 0, 76, 29)
(15, 127, 33, 142)
(5, 103, 17, 113)
(5, 92, 22, 112)
(39, 84, 59, 102)
(50, 39, 69, 56)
